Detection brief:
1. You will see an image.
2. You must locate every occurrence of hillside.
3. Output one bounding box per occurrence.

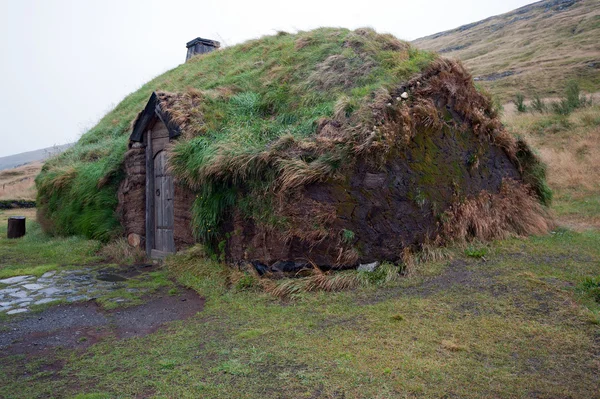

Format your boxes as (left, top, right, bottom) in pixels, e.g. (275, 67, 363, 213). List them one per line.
(413, 0, 600, 100)
(0, 143, 72, 171)
(0, 161, 42, 201)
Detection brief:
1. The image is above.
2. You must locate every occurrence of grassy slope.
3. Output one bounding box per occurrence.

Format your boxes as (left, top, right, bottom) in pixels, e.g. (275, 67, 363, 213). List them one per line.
(504, 103, 600, 229)
(413, 0, 600, 101)
(36, 28, 434, 242)
(0, 162, 41, 200)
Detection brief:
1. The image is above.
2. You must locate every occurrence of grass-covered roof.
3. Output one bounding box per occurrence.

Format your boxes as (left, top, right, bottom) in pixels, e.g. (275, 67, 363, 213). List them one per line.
(37, 28, 437, 242)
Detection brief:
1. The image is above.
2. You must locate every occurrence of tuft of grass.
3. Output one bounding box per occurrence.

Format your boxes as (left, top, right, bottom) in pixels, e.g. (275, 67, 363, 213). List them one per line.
(464, 246, 487, 259)
(341, 229, 355, 244)
(531, 95, 547, 113)
(441, 339, 467, 352)
(514, 93, 527, 113)
(550, 81, 592, 116)
(441, 179, 552, 243)
(98, 238, 145, 264)
(580, 276, 600, 303)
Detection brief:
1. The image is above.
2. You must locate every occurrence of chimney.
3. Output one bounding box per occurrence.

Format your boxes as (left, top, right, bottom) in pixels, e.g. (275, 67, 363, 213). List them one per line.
(186, 37, 220, 61)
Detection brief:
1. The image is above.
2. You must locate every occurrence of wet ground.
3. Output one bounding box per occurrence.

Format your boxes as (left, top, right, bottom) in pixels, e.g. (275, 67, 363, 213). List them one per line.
(0, 265, 156, 314)
(0, 288, 204, 356)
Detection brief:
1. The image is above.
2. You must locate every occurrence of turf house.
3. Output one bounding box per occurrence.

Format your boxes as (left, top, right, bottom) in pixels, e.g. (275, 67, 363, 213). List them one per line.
(36, 28, 552, 272)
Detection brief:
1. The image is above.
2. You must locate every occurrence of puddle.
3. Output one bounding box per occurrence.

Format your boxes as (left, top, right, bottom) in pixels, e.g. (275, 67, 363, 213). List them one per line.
(96, 273, 128, 282)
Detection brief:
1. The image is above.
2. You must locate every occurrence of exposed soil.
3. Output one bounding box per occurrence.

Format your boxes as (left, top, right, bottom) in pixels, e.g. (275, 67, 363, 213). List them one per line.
(0, 289, 204, 357)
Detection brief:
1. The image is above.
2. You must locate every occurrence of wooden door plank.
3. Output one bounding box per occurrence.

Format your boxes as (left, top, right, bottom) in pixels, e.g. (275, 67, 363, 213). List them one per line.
(145, 130, 154, 257)
(164, 175, 174, 229)
(165, 229, 175, 253)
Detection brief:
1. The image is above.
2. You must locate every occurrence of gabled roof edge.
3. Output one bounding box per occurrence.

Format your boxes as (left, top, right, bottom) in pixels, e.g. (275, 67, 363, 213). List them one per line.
(129, 92, 181, 142)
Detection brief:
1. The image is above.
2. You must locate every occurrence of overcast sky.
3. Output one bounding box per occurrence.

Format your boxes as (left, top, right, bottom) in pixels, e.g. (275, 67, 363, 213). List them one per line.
(0, 0, 537, 157)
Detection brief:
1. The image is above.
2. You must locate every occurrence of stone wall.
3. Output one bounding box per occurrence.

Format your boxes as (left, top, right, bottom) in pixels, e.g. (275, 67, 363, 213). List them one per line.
(117, 144, 146, 248)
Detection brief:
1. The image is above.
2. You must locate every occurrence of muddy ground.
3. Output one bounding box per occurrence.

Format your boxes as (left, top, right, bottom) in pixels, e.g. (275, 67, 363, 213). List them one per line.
(0, 289, 204, 357)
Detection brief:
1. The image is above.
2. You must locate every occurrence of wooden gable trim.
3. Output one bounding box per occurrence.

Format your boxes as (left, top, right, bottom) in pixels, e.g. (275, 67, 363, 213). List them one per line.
(129, 92, 181, 142)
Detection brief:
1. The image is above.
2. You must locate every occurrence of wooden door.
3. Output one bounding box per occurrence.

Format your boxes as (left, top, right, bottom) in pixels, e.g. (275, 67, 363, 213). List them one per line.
(153, 150, 175, 254)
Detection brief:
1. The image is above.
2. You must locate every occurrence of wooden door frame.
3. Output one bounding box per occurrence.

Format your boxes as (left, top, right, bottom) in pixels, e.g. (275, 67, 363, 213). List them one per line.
(145, 129, 154, 257)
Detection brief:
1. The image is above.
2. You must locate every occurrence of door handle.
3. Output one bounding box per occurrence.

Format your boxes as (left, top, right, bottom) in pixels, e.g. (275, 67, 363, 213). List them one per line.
(156, 189, 160, 197)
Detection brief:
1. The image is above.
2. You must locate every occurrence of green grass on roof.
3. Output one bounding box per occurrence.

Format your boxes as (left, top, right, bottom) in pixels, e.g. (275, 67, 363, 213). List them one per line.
(36, 27, 436, 242)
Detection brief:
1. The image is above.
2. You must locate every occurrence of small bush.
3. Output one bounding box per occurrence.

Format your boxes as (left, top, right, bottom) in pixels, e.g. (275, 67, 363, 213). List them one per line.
(551, 99, 573, 115)
(531, 95, 546, 113)
(550, 81, 591, 116)
(514, 93, 527, 113)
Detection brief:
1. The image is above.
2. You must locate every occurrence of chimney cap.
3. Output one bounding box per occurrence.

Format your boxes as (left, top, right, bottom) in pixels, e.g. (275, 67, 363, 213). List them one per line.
(186, 37, 220, 49)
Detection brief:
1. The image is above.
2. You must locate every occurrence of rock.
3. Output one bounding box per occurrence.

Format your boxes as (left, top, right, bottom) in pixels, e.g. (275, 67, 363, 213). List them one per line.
(270, 261, 308, 273)
(34, 298, 58, 305)
(0, 275, 34, 285)
(8, 290, 29, 299)
(22, 283, 46, 291)
(67, 295, 89, 303)
(38, 287, 63, 296)
(400, 92, 409, 99)
(128, 233, 141, 248)
(251, 261, 269, 275)
(357, 261, 380, 272)
(41, 271, 56, 279)
(12, 298, 33, 304)
(7, 308, 29, 315)
(0, 287, 20, 296)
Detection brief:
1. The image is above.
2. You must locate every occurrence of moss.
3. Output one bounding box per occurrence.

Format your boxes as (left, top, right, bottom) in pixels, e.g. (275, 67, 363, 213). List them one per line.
(516, 139, 553, 206)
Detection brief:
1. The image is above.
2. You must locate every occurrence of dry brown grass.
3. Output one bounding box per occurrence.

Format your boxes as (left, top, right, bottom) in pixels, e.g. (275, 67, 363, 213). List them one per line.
(503, 104, 600, 229)
(0, 162, 42, 200)
(99, 238, 146, 264)
(441, 339, 467, 352)
(261, 269, 364, 299)
(441, 179, 553, 243)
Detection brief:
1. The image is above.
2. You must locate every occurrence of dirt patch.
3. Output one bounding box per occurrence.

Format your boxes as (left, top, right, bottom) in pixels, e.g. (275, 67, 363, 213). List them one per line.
(0, 289, 204, 357)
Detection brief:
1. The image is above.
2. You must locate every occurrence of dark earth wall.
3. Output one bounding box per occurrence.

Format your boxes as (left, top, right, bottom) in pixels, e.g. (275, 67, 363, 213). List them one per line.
(227, 124, 521, 269)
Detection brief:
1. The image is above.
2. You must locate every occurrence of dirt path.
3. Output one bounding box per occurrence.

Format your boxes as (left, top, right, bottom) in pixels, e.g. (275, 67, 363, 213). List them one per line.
(0, 289, 204, 356)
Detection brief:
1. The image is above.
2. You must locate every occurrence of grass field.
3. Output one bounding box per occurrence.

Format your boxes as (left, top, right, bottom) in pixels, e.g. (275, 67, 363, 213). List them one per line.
(1, 104, 600, 397)
(0, 222, 599, 397)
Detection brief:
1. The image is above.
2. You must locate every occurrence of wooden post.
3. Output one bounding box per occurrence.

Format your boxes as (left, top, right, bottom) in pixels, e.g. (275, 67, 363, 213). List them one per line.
(7, 216, 26, 239)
